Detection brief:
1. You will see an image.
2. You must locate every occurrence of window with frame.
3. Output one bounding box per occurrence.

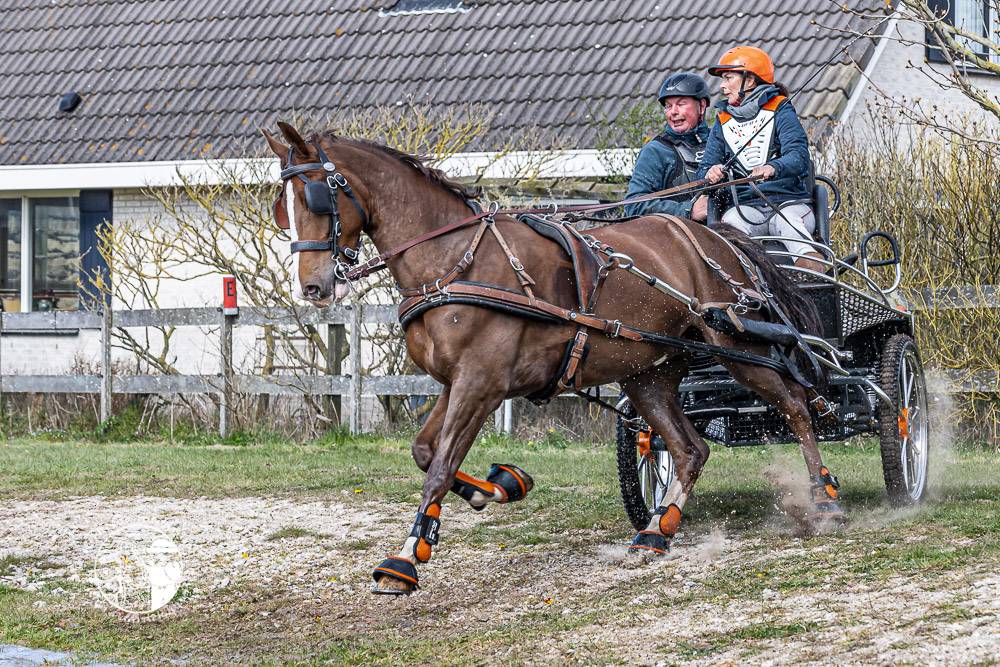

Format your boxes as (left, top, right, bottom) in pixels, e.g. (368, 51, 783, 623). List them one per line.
(927, 0, 1000, 67)
(0, 195, 87, 312)
(380, 0, 470, 16)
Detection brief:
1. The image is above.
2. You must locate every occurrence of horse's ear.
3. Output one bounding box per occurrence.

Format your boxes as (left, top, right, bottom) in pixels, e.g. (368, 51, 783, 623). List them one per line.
(277, 121, 310, 155)
(261, 128, 289, 161)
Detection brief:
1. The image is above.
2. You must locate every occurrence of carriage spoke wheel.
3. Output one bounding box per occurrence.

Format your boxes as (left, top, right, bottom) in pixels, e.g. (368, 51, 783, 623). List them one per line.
(877, 334, 930, 504)
(616, 402, 677, 532)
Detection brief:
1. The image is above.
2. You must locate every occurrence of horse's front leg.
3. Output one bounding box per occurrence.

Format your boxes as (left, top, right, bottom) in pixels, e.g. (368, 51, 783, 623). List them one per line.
(622, 362, 706, 556)
(372, 375, 523, 595)
(412, 387, 533, 512)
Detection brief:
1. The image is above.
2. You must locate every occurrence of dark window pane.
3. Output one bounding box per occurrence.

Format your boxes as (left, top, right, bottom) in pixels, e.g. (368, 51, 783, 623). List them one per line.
(0, 198, 21, 311)
(383, 0, 468, 15)
(31, 197, 80, 311)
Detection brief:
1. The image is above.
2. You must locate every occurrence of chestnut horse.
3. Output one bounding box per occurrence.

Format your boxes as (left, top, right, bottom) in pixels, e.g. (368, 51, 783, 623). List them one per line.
(263, 122, 843, 595)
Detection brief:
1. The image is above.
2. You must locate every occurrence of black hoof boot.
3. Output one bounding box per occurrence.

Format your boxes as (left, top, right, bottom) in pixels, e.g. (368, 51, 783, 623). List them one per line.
(811, 466, 847, 527)
(486, 464, 534, 503)
(371, 557, 419, 595)
(628, 531, 669, 555)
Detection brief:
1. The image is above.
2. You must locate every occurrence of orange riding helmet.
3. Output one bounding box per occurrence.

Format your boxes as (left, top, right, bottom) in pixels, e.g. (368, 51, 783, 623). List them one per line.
(708, 46, 775, 84)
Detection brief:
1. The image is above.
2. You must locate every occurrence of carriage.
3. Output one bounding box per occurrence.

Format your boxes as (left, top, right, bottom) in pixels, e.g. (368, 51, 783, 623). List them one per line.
(615, 173, 931, 532)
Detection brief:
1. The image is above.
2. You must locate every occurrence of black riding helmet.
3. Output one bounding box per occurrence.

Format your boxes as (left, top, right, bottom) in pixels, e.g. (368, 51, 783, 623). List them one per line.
(657, 72, 711, 106)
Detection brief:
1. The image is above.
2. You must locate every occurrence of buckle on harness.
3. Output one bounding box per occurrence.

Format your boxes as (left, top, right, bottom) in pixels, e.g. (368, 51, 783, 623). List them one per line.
(810, 394, 835, 418)
(607, 319, 623, 338)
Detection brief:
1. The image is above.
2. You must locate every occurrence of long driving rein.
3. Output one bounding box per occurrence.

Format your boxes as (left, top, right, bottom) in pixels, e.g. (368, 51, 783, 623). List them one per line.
(273, 141, 762, 284)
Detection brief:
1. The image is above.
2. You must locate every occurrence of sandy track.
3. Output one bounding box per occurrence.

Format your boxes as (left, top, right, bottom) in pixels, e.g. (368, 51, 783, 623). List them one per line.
(2, 496, 998, 665)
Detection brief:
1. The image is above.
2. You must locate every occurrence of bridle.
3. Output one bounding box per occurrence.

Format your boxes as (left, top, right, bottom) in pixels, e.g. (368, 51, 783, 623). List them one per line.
(274, 143, 369, 280)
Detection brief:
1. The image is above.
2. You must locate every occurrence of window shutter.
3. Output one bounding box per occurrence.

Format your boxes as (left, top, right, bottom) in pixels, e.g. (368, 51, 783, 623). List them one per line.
(926, 0, 955, 63)
(79, 189, 112, 309)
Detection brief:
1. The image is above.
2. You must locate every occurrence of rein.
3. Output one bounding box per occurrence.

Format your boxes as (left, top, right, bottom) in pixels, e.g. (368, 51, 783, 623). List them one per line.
(343, 175, 762, 281)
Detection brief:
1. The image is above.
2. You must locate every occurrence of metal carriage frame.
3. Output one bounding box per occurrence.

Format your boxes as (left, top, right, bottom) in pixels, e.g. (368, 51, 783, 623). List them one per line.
(616, 178, 932, 531)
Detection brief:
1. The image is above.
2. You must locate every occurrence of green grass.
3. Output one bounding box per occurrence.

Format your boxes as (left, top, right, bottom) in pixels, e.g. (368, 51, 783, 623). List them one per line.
(1, 435, 999, 665)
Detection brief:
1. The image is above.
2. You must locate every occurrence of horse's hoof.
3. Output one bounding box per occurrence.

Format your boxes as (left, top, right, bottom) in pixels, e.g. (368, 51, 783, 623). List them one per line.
(813, 503, 847, 528)
(487, 463, 534, 503)
(628, 530, 669, 556)
(371, 556, 418, 595)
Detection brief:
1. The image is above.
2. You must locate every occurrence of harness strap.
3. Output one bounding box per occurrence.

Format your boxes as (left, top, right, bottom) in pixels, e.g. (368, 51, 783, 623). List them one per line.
(398, 283, 641, 340)
(397, 218, 492, 298)
(398, 281, 795, 376)
(487, 221, 537, 297)
(555, 329, 590, 395)
(651, 215, 755, 300)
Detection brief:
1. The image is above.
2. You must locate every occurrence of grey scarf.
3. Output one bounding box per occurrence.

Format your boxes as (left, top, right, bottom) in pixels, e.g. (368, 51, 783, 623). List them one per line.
(726, 84, 780, 121)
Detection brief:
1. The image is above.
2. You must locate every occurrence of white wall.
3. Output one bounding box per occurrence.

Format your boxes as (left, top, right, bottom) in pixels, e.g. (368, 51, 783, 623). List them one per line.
(842, 18, 1000, 136)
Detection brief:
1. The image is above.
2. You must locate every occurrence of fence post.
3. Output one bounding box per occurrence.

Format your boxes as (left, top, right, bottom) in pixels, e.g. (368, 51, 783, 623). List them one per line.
(0, 308, 4, 425)
(219, 308, 234, 439)
(326, 321, 346, 424)
(349, 303, 363, 434)
(100, 301, 113, 424)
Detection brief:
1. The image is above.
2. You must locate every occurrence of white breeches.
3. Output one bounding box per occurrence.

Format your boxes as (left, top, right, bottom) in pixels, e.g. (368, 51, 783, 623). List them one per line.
(721, 203, 816, 257)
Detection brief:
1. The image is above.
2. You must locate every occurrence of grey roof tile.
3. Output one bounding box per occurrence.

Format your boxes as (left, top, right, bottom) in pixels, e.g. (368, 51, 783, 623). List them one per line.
(1, 0, 892, 165)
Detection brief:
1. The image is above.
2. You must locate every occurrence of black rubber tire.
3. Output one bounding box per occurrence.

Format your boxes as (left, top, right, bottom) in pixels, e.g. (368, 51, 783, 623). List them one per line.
(615, 401, 677, 532)
(615, 403, 651, 532)
(877, 333, 930, 504)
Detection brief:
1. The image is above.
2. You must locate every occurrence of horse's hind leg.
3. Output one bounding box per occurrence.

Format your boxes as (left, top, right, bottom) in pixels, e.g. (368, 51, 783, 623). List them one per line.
(411, 388, 533, 512)
(724, 361, 845, 527)
(621, 361, 706, 555)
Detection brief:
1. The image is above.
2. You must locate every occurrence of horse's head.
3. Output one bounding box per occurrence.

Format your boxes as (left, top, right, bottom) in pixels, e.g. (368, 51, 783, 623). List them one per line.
(263, 122, 368, 305)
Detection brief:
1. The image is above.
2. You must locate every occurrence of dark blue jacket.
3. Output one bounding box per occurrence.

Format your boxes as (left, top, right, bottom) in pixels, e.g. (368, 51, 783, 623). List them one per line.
(624, 123, 709, 218)
(696, 91, 811, 208)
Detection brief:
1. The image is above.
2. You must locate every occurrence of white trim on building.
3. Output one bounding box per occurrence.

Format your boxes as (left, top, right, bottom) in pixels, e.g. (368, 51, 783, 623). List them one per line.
(0, 149, 633, 193)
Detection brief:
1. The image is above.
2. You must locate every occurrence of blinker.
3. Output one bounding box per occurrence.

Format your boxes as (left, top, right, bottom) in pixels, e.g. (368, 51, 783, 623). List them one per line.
(304, 181, 332, 214)
(272, 194, 290, 230)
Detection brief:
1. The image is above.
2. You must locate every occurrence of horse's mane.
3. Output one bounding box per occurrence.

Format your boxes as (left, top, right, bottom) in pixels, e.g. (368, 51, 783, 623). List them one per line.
(313, 131, 479, 201)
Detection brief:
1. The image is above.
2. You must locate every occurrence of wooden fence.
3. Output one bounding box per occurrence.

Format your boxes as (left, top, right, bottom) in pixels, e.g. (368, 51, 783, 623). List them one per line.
(0, 285, 997, 436)
(0, 303, 443, 436)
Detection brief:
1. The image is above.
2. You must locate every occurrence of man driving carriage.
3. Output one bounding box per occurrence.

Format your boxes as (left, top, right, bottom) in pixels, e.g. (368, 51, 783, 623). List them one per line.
(623, 72, 711, 218)
(690, 46, 826, 273)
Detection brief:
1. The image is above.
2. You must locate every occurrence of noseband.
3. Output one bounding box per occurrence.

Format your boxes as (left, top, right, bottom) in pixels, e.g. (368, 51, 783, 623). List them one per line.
(277, 143, 368, 279)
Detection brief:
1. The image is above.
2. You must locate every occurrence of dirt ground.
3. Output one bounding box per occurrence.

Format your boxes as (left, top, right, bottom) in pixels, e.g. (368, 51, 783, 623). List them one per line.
(3, 493, 998, 665)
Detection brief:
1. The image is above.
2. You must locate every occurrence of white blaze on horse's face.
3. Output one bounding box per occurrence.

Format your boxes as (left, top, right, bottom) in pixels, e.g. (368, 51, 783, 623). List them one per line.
(286, 185, 307, 303)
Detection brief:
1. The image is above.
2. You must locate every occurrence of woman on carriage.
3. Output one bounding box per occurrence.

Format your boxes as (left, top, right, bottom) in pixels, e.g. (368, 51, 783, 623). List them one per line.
(691, 46, 825, 272)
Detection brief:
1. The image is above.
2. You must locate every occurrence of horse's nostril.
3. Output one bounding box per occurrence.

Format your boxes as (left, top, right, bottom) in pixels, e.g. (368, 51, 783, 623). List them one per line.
(303, 284, 322, 299)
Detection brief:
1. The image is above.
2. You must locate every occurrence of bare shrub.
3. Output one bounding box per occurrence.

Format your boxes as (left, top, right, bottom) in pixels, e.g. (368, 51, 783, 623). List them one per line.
(829, 118, 1000, 445)
(86, 104, 565, 437)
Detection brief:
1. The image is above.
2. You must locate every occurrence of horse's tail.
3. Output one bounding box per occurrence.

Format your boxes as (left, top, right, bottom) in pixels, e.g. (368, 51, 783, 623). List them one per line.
(710, 224, 823, 338)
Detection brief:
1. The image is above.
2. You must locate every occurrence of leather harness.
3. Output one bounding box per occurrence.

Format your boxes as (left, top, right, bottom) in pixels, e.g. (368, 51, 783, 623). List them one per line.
(276, 145, 813, 401)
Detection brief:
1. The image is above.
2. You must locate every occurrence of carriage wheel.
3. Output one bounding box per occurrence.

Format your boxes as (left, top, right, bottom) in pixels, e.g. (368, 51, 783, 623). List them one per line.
(877, 334, 930, 504)
(615, 402, 677, 532)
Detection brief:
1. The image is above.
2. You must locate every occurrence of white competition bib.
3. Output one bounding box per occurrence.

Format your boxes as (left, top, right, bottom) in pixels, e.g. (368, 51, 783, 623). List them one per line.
(721, 108, 777, 171)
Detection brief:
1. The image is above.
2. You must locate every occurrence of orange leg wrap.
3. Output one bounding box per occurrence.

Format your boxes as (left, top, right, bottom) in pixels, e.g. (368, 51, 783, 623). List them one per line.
(658, 504, 682, 537)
